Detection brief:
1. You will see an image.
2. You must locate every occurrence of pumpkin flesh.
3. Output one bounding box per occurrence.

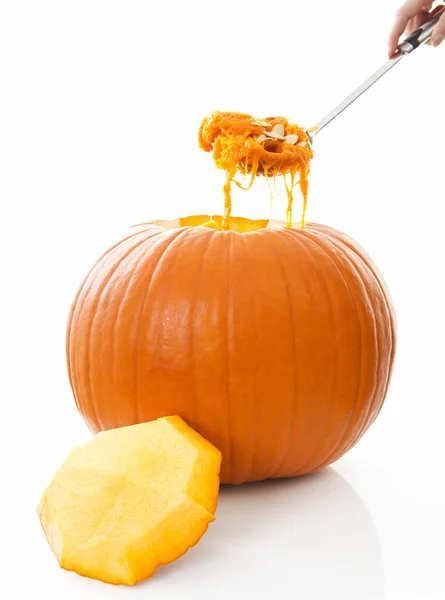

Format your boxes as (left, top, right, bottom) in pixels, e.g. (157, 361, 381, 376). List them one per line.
(37, 416, 221, 585)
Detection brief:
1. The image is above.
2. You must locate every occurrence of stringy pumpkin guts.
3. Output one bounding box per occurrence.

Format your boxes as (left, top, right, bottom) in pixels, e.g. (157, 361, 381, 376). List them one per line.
(198, 111, 314, 229)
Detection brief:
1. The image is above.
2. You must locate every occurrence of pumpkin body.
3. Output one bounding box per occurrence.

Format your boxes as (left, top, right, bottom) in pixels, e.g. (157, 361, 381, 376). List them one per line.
(67, 217, 396, 484)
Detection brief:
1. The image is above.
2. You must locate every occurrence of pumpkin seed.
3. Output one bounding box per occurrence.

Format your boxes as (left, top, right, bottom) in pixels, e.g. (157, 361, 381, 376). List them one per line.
(284, 134, 299, 145)
(252, 120, 271, 128)
(271, 124, 285, 137)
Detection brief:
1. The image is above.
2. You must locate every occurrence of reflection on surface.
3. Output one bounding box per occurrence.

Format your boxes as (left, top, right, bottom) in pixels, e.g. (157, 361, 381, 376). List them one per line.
(149, 468, 384, 599)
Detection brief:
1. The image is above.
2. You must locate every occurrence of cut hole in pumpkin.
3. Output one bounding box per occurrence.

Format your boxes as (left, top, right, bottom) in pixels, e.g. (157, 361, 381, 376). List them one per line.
(143, 215, 297, 233)
(198, 112, 314, 230)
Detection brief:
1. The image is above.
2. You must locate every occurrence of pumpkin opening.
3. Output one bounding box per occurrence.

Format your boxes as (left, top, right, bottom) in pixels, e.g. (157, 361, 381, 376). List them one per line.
(145, 215, 299, 234)
(198, 111, 314, 229)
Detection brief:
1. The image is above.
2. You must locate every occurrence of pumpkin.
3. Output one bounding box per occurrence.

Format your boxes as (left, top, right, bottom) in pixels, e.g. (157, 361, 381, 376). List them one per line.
(37, 416, 221, 585)
(66, 215, 396, 485)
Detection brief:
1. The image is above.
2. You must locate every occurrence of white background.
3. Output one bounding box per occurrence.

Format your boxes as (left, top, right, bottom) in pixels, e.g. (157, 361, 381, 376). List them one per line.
(1, 1, 444, 598)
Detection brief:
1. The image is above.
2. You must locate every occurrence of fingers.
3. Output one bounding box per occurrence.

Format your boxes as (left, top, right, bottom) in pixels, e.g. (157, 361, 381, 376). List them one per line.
(406, 12, 429, 36)
(405, 16, 421, 37)
(388, 0, 433, 55)
(430, 7, 445, 45)
(388, 17, 410, 56)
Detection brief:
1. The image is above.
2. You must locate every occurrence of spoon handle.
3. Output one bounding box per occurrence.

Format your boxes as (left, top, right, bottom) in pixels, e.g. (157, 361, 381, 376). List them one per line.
(308, 8, 444, 142)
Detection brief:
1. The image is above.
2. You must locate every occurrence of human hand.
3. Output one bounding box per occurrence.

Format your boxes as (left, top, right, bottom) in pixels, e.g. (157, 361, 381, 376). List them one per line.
(388, 1, 445, 56)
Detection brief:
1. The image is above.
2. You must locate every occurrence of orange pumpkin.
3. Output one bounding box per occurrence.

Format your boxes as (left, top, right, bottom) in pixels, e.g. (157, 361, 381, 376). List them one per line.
(66, 216, 396, 484)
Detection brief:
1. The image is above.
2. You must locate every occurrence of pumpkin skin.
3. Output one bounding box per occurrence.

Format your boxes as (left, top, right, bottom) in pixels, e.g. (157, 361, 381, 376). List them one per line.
(67, 216, 396, 484)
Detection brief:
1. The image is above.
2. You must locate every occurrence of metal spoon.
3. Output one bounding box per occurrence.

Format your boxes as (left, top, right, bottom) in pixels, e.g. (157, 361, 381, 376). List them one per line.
(305, 8, 444, 145)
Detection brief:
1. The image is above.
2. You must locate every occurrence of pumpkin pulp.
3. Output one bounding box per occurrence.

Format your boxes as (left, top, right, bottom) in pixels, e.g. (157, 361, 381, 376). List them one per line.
(198, 112, 314, 230)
